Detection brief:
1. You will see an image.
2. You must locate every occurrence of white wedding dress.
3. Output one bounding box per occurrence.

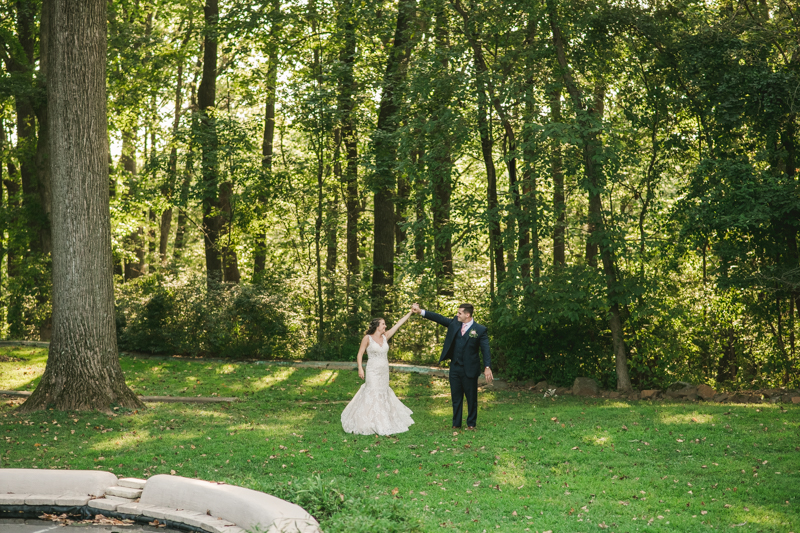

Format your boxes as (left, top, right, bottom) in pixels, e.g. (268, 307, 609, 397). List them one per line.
(341, 334, 414, 435)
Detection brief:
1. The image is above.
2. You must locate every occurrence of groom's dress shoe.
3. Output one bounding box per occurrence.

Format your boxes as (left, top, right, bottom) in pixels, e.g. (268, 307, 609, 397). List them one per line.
(452, 426, 461, 429)
(466, 426, 476, 431)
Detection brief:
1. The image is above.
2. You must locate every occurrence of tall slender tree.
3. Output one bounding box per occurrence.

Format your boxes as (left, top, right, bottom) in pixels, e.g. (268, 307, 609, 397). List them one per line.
(199, 0, 223, 288)
(548, 0, 631, 391)
(370, 0, 416, 317)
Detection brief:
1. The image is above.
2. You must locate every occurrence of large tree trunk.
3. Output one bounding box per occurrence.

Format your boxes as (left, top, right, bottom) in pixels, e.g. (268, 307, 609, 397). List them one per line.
(370, 0, 416, 317)
(548, 0, 631, 391)
(199, 0, 222, 289)
(20, 0, 142, 413)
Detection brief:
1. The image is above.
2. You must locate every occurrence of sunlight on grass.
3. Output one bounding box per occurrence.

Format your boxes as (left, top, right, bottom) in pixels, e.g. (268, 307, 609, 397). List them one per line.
(250, 366, 298, 391)
(660, 412, 714, 425)
(299, 370, 339, 388)
(582, 433, 612, 446)
(599, 401, 635, 409)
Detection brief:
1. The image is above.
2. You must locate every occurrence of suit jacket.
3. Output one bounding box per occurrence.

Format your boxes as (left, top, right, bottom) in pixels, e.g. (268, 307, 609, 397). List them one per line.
(423, 310, 491, 379)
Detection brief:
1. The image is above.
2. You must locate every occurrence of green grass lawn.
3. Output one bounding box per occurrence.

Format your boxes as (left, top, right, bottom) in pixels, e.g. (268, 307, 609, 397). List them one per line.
(1, 345, 799, 532)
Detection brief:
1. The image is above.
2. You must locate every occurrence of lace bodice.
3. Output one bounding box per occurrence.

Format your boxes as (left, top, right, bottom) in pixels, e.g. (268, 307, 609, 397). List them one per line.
(366, 334, 389, 360)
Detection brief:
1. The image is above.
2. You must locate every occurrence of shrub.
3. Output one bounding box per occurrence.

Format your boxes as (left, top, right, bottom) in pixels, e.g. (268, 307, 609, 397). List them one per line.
(116, 274, 291, 359)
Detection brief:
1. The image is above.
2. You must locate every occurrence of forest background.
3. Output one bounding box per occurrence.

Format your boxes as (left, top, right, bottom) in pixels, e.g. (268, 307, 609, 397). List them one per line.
(0, 0, 798, 392)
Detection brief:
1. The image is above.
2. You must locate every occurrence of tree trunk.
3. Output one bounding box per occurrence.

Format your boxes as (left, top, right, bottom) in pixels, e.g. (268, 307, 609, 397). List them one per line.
(254, 54, 277, 278)
(337, 0, 360, 306)
(199, 0, 222, 289)
(34, 0, 53, 257)
(548, 0, 631, 391)
(219, 180, 240, 283)
(520, 15, 539, 282)
(452, 0, 520, 276)
(328, 133, 340, 308)
(20, 0, 142, 413)
(160, 28, 191, 265)
(370, 0, 416, 317)
(120, 130, 144, 280)
(254, 0, 281, 278)
(551, 86, 566, 268)
(476, 74, 505, 284)
(431, 5, 454, 296)
(174, 84, 199, 259)
(8, 0, 50, 256)
(412, 142, 426, 263)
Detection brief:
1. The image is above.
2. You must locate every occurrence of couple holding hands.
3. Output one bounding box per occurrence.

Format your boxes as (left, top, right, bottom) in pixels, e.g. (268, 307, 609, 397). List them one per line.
(340, 303, 492, 436)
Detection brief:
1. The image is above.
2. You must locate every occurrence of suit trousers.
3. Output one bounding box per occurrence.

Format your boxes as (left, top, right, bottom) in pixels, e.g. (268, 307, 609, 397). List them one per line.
(449, 361, 478, 428)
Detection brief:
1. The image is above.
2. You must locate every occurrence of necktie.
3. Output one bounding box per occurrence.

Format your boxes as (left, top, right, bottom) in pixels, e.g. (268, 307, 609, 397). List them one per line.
(461, 323, 468, 336)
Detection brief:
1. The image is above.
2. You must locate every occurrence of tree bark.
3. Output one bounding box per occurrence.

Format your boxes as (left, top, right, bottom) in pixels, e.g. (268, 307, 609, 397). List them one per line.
(160, 26, 192, 265)
(370, 0, 416, 317)
(475, 71, 505, 285)
(7, 0, 50, 255)
(254, 0, 281, 279)
(412, 141, 426, 263)
(254, 55, 278, 277)
(337, 0, 360, 306)
(174, 82, 199, 259)
(199, 0, 222, 289)
(219, 180, 240, 283)
(548, 0, 631, 391)
(120, 130, 144, 280)
(20, 0, 142, 413)
(431, 5, 454, 296)
(520, 15, 539, 282)
(551, 85, 566, 268)
(34, 0, 53, 257)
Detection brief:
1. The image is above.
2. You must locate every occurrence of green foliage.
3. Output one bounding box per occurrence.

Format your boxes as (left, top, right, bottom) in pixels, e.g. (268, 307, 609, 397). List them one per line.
(322, 495, 422, 533)
(116, 274, 291, 359)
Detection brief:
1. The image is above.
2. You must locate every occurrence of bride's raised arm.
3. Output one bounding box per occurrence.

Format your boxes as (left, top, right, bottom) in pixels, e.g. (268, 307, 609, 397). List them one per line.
(385, 310, 413, 341)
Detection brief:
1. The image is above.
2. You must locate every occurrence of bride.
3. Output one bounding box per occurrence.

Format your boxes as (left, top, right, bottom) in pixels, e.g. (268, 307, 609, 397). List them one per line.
(340, 311, 414, 436)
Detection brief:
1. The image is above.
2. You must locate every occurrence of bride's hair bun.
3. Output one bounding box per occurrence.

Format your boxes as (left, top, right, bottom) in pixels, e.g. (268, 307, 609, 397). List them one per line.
(365, 318, 384, 335)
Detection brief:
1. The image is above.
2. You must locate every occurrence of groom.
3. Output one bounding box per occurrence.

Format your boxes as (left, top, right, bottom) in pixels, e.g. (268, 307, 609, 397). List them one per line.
(411, 303, 492, 430)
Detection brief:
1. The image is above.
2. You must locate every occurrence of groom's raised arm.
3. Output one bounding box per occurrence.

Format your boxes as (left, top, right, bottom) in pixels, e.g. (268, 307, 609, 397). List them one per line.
(418, 308, 453, 328)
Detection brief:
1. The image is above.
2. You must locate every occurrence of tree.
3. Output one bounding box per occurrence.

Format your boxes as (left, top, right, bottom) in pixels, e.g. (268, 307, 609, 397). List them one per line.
(20, 0, 142, 412)
(547, 0, 632, 391)
(370, 0, 416, 317)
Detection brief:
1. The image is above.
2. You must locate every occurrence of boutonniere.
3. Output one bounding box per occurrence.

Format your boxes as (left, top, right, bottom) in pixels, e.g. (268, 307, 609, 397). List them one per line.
(469, 330, 478, 338)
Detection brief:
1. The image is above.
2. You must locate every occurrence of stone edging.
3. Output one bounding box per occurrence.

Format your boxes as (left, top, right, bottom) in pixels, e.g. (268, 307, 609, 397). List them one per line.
(0, 469, 320, 533)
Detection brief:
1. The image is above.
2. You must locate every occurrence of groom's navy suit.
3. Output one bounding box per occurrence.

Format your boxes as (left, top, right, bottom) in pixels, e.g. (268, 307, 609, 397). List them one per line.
(422, 311, 491, 428)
